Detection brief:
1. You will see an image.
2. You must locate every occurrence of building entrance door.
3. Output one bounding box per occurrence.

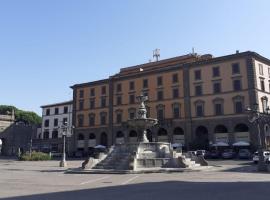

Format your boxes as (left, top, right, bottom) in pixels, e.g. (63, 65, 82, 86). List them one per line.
(195, 126, 209, 150)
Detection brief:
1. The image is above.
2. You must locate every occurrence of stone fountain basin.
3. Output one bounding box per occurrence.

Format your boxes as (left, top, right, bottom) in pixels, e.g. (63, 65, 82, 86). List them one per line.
(126, 118, 158, 128)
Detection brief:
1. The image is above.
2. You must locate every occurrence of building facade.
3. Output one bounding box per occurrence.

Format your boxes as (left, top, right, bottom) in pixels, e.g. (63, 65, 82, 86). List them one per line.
(71, 51, 270, 154)
(34, 100, 73, 154)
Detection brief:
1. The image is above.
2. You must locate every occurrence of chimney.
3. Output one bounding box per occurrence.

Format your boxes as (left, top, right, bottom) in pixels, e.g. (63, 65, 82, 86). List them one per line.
(236, 50, 239, 54)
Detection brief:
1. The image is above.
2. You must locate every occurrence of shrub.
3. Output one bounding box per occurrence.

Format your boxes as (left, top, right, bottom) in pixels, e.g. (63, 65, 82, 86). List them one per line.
(19, 151, 51, 161)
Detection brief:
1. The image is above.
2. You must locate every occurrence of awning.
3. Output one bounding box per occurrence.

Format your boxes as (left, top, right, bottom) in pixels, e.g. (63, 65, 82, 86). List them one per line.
(94, 145, 106, 149)
(232, 141, 250, 146)
(171, 143, 182, 148)
(212, 141, 229, 147)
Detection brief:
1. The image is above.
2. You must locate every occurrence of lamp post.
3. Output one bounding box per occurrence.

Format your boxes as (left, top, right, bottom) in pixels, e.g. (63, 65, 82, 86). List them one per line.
(246, 100, 268, 172)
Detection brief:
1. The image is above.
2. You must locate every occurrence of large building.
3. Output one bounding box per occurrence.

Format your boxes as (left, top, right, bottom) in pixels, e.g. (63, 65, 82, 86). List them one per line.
(71, 51, 270, 154)
(34, 100, 73, 154)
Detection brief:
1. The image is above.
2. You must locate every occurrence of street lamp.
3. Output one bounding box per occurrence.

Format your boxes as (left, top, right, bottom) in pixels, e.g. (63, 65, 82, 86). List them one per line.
(246, 99, 268, 172)
(58, 121, 74, 167)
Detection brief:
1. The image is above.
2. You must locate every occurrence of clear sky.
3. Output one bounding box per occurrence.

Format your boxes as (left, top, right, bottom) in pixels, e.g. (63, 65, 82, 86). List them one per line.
(0, 0, 270, 115)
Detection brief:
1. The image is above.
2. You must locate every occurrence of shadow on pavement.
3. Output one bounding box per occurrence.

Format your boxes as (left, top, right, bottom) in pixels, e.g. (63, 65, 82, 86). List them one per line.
(1, 181, 270, 200)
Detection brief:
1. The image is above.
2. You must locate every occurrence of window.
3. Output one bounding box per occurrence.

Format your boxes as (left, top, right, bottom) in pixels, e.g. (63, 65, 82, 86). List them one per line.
(213, 82, 221, 94)
(195, 85, 202, 96)
(195, 100, 204, 117)
(100, 115, 106, 125)
(129, 81, 135, 90)
(259, 64, 264, 75)
(143, 79, 148, 88)
(232, 95, 244, 114)
(63, 118, 67, 125)
(89, 114, 95, 126)
(101, 97, 106, 108)
(214, 103, 222, 115)
(79, 90, 84, 98)
(54, 108, 59, 115)
(79, 100, 84, 110)
(129, 112, 135, 119)
(157, 109, 164, 120)
(116, 83, 122, 92)
(64, 106, 68, 114)
(54, 118, 58, 127)
(116, 113, 122, 124)
(173, 107, 180, 118)
(235, 101, 243, 113)
(157, 76, 163, 86)
(129, 94, 135, 104)
(172, 73, 178, 83)
(232, 63, 240, 74)
(46, 109, 50, 116)
(157, 90, 164, 100)
(101, 86, 106, 95)
(128, 108, 136, 119)
(196, 105, 204, 117)
(52, 130, 58, 139)
(90, 99, 95, 109)
(268, 68, 270, 78)
(44, 119, 49, 127)
(43, 130, 49, 139)
(172, 88, 179, 98)
(233, 80, 241, 91)
(90, 88, 95, 96)
(116, 96, 122, 105)
(194, 70, 201, 80)
(172, 104, 180, 118)
(78, 115, 84, 127)
(212, 67, 220, 77)
(260, 79, 265, 91)
(156, 105, 165, 121)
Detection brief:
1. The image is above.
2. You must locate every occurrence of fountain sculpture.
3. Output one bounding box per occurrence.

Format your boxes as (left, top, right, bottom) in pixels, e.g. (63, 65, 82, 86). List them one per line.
(82, 94, 205, 172)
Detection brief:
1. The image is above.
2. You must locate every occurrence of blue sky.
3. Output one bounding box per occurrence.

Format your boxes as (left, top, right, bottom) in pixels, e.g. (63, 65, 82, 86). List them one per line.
(0, 0, 270, 115)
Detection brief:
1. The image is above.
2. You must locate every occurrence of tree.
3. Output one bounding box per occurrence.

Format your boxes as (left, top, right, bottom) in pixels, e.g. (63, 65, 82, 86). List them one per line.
(0, 105, 41, 125)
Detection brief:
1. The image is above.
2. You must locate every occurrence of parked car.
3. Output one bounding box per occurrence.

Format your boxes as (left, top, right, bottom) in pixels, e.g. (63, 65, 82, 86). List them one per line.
(210, 150, 220, 159)
(221, 149, 235, 159)
(196, 150, 206, 157)
(252, 151, 270, 164)
(238, 149, 251, 159)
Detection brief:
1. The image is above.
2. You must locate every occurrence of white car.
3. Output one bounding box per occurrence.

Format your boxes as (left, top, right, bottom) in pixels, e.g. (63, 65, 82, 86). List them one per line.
(252, 151, 270, 164)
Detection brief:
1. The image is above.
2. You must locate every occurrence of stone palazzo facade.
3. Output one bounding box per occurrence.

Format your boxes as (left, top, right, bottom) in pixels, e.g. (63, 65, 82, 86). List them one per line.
(70, 51, 270, 154)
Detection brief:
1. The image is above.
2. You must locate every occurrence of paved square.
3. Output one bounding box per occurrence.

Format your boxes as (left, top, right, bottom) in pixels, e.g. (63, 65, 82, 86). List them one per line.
(0, 159, 270, 200)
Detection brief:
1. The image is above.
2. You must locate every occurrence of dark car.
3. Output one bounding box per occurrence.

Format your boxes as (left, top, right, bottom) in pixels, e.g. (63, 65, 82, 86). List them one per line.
(221, 149, 235, 159)
(238, 149, 251, 159)
(210, 150, 220, 159)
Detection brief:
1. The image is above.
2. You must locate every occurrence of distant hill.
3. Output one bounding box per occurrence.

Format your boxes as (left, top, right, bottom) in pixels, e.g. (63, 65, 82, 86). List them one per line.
(0, 105, 41, 125)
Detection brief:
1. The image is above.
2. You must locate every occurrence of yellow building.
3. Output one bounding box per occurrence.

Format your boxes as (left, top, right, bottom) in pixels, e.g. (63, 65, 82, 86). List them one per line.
(71, 51, 270, 154)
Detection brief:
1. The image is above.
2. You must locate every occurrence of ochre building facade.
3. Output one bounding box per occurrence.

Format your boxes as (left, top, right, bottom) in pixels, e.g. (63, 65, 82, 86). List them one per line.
(71, 51, 270, 154)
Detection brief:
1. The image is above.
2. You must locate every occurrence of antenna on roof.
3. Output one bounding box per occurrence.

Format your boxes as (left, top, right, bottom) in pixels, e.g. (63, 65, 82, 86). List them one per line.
(153, 49, 160, 61)
(192, 47, 195, 55)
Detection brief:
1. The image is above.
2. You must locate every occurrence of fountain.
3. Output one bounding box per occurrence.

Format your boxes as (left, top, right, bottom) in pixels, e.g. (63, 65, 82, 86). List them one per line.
(81, 94, 207, 172)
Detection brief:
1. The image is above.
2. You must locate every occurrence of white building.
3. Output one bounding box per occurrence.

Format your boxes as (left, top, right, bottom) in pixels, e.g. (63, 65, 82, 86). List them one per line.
(40, 100, 73, 140)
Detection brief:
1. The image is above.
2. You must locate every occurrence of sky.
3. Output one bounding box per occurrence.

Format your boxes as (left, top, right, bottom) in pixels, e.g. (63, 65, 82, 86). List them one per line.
(1, 0, 270, 115)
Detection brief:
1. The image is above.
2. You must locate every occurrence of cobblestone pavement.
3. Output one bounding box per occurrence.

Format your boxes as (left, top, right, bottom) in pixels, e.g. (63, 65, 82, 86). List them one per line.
(0, 158, 270, 200)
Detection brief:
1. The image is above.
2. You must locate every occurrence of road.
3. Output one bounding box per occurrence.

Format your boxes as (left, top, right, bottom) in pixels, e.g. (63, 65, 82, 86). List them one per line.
(0, 159, 269, 200)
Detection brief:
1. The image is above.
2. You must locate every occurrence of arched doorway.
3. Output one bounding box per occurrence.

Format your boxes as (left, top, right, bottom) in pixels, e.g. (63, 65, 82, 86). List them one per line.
(116, 131, 124, 144)
(234, 123, 250, 143)
(158, 128, 168, 142)
(88, 133, 96, 147)
(100, 132, 108, 147)
(146, 129, 152, 142)
(173, 127, 185, 146)
(194, 126, 209, 150)
(77, 133, 85, 152)
(129, 130, 137, 143)
(264, 125, 270, 147)
(214, 125, 229, 144)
